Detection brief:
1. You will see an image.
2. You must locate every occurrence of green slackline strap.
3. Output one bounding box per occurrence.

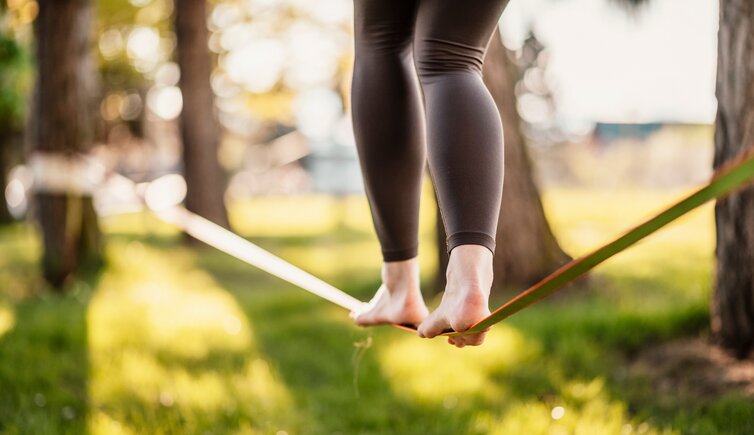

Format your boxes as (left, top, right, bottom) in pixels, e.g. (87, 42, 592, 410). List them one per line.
(448, 147, 754, 336)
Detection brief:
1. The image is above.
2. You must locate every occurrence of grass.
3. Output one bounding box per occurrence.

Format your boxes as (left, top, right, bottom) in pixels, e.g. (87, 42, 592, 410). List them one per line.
(0, 187, 752, 434)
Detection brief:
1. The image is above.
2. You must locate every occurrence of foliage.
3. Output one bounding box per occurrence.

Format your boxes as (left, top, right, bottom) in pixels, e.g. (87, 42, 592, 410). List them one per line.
(0, 189, 751, 434)
(0, 30, 31, 130)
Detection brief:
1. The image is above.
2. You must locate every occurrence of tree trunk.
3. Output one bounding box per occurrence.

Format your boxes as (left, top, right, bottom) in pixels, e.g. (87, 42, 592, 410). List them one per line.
(711, 0, 754, 358)
(0, 130, 20, 224)
(434, 29, 570, 294)
(31, 0, 102, 288)
(174, 0, 230, 231)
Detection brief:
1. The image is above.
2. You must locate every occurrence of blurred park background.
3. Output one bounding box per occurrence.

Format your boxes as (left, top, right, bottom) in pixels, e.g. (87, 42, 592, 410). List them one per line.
(2, 0, 754, 433)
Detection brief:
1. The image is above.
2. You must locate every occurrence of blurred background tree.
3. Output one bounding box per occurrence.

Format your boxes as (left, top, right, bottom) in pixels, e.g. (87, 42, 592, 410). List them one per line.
(613, 0, 754, 358)
(30, 0, 103, 287)
(711, 0, 754, 358)
(175, 0, 230, 230)
(0, 0, 32, 224)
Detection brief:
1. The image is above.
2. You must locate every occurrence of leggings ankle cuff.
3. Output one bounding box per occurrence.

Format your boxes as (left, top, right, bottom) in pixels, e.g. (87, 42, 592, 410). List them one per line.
(447, 232, 496, 256)
(382, 246, 418, 262)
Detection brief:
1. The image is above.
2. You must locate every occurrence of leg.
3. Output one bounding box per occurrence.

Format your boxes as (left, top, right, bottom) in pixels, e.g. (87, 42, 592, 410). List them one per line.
(350, 0, 428, 327)
(413, 0, 510, 347)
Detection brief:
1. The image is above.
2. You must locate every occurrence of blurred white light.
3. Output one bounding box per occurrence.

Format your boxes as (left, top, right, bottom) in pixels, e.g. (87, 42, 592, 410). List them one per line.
(293, 88, 342, 141)
(318, 0, 353, 24)
(127, 26, 160, 64)
(289, 0, 351, 24)
(219, 23, 256, 52)
(8, 164, 33, 191)
(154, 62, 180, 86)
(129, 0, 152, 6)
(518, 93, 551, 125)
(210, 4, 244, 30)
(524, 67, 550, 96)
(5, 179, 26, 209)
(5, 165, 32, 218)
(224, 39, 285, 93)
(246, 0, 281, 15)
(120, 93, 143, 121)
(144, 174, 187, 211)
(284, 22, 340, 89)
(99, 29, 124, 59)
(211, 70, 240, 99)
(147, 85, 183, 120)
(551, 406, 565, 420)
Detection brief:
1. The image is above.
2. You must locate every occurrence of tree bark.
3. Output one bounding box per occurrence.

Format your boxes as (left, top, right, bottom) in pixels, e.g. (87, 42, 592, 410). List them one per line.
(0, 131, 20, 224)
(435, 29, 570, 294)
(711, 0, 754, 358)
(174, 0, 230, 230)
(31, 0, 102, 288)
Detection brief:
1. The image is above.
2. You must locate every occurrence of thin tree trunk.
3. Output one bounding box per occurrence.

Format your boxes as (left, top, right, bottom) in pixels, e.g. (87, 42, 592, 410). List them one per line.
(0, 131, 19, 224)
(711, 0, 754, 358)
(174, 0, 229, 231)
(435, 29, 570, 294)
(31, 0, 102, 288)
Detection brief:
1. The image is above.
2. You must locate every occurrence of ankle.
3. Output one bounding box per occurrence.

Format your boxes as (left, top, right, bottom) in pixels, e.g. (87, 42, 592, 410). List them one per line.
(382, 257, 420, 293)
(445, 245, 493, 291)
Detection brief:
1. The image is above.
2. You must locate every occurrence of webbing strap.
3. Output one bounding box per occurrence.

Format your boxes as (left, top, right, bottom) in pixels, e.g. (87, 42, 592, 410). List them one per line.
(153, 207, 368, 312)
(104, 147, 754, 339)
(449, 147, 754, 336)
(100, 168, 368, 314)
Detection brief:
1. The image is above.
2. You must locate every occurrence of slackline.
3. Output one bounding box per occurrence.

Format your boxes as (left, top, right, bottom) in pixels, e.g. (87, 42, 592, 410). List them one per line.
(442, 146, 754, 336)
(120, 146, 754, 338)
(108, 170, 368, 313)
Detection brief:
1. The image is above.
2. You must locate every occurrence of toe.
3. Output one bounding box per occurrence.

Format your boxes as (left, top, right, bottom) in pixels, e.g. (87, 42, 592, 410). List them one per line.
(462, 333, 486, 347)
(455, 328, 489, 347)
(417, 312, 451, 339)
(354, 309, 378, 326)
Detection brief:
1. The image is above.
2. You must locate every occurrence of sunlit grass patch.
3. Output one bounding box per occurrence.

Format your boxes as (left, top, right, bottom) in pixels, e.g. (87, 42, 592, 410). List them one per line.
(230, 179, 437, 240)
(0, 302, 14, 338)
(543, 188, 713, 257)
(378, 326, 537, 401)
(100, 211, 179, 238)
(86, 239, 297, 433)
(0, 223, 43, 298)
(543, 187, 714, 312)
(479, 392, 667, 435)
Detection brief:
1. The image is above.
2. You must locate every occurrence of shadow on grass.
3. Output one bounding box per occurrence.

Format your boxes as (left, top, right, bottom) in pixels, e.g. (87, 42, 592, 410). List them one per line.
(0, 276, 95, 434)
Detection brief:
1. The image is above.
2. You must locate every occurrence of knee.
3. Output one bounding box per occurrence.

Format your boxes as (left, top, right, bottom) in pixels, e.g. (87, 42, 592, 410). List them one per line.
(356, 24, 413, 57)
(414, 37, 485, 81)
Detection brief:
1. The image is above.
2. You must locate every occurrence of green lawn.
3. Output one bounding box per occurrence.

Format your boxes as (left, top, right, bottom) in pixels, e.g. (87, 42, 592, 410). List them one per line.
(0, 187, 752, 434)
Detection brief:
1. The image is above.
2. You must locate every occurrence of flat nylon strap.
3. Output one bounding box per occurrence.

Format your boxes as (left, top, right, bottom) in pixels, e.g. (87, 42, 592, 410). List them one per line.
(153, 207, 367, 312)
(119, 147, 754, 338)
(102, 169, 367, 314)
(445, 147, 754, 336)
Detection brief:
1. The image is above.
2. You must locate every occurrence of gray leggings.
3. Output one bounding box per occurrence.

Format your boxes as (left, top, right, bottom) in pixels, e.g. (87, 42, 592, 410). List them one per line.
(350, 0, 510, 261)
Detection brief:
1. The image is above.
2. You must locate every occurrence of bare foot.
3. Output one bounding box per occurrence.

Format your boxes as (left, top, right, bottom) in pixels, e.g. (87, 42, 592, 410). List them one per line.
(417, 245, 493, 348)
(351, 257, 429, 328)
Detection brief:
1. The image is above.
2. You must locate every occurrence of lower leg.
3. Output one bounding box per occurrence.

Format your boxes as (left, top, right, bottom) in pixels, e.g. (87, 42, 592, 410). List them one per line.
(413, 0, 510, 346)
(349, 0, 429, 326)
(415, 76, 503, 346)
